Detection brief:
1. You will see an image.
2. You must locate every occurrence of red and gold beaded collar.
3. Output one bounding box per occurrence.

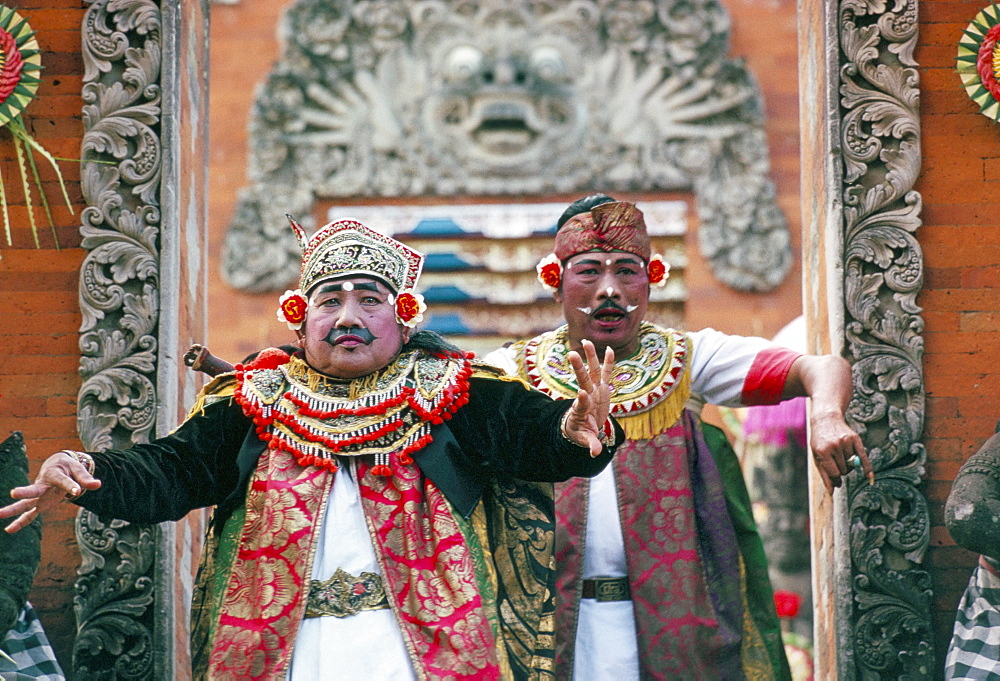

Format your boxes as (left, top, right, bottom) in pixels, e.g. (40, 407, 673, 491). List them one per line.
(235, 350, 472, 476)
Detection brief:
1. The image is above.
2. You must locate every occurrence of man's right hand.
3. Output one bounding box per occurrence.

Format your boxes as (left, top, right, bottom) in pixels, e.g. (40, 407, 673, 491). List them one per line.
(0, 451, 102, 533)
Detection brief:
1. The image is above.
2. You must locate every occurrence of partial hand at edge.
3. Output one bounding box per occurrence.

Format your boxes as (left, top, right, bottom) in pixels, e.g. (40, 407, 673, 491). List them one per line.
(810, 410, 873, 494)
(0, 451, 102, 533)
(564, 340, 615, 457)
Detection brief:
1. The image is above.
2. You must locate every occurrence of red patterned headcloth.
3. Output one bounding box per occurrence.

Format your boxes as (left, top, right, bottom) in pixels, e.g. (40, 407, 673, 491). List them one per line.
(553, 201, 651, 262)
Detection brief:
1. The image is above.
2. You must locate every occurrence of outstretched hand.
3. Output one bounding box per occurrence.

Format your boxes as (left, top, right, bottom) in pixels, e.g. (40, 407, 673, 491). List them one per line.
(0, 451, 101, 533)
(563, 340, 615, 457)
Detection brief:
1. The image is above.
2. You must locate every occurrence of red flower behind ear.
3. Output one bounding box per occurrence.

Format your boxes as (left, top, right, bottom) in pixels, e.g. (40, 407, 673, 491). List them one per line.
(536, 253, 562, 292)
(647, 254, 669, 287)
(394, 291, 426, 328)
(277, 290, 308, 330)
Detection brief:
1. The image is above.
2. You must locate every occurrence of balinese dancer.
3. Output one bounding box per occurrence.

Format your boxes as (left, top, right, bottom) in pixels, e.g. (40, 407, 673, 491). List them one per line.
(1, 217, 622, 680)
(486, 196, 871, 681)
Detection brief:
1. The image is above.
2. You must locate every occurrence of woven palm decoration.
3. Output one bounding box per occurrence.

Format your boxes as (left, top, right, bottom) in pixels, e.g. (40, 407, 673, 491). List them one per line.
(958, 3, 1000, 122)
(0, 6, 71, 248)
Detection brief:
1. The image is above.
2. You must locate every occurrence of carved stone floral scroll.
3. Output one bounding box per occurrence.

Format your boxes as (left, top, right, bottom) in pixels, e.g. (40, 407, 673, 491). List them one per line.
(77, 0, 209, 674)
(838, 0, 933, 676)
(222, 0, 791, 293)
(76, 0, 163, 677)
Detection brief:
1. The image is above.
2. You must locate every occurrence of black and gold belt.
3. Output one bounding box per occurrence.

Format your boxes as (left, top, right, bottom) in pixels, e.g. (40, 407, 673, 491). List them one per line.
(581, 576, 631, 602)
(304, 568, 390, 618)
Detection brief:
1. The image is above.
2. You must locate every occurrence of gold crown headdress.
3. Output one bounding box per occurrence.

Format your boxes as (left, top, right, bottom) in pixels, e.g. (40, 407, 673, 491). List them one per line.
(289, 216, 424, 295)
(277, 216, 427, 330)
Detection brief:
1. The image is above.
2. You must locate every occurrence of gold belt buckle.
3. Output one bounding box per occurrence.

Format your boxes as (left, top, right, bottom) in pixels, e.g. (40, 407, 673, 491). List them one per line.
(305, 568, 390, 618)
(594, 577, 630, 602)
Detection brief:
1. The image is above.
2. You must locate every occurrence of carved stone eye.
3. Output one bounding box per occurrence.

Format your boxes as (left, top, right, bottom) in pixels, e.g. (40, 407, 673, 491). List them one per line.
(530, 46, 567, 83)
(445, 46, 484, 83)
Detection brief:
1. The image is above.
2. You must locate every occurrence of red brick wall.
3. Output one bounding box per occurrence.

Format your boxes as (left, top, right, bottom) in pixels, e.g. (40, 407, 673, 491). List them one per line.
(686, 0, 803, 341)
(918, 0, 1000, 665)
(0, 1, 85, 672)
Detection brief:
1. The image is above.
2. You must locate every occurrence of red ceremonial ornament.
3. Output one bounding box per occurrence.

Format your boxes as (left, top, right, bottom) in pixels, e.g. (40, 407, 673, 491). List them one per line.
(395, 291, 425, 327)
(536, 253, 562, 292)
(234, 352, 473, 477)
(958, 5, 1000, 121)
(0, 28, 24, 104)
(773, 589, 802, 619)
(647, 254, 669, 287)
(0, 6, 74, 250)
(978, 24, 1000, 102)
(248, 347, 293, 370)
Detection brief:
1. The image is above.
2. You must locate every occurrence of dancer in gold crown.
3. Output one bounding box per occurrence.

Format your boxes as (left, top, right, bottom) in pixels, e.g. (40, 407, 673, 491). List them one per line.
(2, 217, 622, 681)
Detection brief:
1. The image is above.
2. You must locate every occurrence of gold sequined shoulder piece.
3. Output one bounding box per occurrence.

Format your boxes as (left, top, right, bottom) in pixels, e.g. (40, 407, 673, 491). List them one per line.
(517, 323, 691, 417)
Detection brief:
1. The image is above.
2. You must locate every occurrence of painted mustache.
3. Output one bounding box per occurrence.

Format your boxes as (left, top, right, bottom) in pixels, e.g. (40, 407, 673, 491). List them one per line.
(591, 300, 628, 317)
(324, 326, 376, 346)
(577, 300, 638, 316)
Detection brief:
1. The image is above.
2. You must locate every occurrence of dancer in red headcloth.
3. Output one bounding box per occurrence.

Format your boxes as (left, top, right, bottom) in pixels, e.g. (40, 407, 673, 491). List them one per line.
(487, 195, 872, 681)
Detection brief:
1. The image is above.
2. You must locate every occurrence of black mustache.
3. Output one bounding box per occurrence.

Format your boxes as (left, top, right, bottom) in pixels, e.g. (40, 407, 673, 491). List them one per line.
(324, 327, 376, 346)
(593, 300, 627, 315)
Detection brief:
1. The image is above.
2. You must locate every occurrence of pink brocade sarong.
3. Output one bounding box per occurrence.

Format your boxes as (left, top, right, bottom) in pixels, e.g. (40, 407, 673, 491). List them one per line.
(205, 448, 500, 679)
(359, 459, 502, 679)
(554, 411, 743, 680)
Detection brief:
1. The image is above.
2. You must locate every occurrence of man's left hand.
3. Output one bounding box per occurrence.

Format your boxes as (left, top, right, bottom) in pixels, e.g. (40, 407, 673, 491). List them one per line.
(564, 340, 615, 457)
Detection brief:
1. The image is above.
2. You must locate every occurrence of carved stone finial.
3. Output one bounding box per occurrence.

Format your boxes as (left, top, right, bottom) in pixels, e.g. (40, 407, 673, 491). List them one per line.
(945, 433, 1000, 561)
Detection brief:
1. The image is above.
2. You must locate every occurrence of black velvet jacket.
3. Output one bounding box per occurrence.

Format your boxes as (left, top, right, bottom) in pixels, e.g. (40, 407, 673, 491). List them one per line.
(77, 375, 619, 525)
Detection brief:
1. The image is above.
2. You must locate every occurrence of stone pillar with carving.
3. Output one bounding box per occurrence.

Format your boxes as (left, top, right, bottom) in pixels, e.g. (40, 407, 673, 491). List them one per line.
(799, 0, 933, 678)
(75, 1, 209, 678)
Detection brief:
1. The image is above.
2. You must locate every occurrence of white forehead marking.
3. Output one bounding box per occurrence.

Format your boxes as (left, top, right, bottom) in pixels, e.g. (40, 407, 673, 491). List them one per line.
(605, 259, 612, 266)
(577, 306, 593, 315)
(342, 281, 354, 292)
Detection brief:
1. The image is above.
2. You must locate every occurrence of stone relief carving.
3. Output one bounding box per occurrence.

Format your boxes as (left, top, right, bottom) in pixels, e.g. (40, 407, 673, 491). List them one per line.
(76, 0, 162, 676)
(837, 0, 933, 676)
(223, 0, 791, 293)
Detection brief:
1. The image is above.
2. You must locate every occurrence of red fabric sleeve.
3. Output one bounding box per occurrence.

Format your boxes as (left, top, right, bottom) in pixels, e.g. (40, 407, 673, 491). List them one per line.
(740, 346, 802, 406)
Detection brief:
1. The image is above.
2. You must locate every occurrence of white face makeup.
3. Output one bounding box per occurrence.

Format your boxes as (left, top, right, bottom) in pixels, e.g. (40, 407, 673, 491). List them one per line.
(341, 281, 354, 292)
(626, 305, 639, 312)
(605, 287, 615, 297)
(576, 306, 593, 315)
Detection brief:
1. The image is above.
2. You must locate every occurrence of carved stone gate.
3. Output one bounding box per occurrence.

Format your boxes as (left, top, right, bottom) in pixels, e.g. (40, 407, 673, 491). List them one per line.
(72, 0, 932, 678)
